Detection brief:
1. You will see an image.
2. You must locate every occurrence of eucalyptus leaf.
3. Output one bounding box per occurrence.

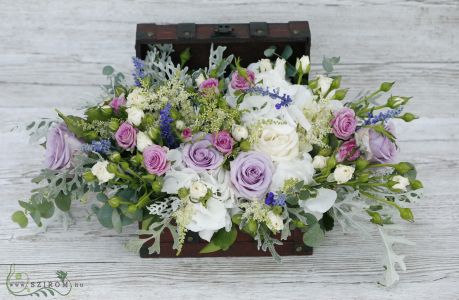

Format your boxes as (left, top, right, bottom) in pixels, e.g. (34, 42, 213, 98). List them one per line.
(281, 45, 293, 60)
(303, 223, 325, 247)
(264, 46, 277, 57)
(112, 209, 122, 233)
(102, 65, 114, 76)
(95, 203, 114, 229)
(55, 192, 71, 212)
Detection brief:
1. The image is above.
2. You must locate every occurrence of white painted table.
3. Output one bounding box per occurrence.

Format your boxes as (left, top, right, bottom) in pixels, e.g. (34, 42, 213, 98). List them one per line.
(1, 0, 458, 299)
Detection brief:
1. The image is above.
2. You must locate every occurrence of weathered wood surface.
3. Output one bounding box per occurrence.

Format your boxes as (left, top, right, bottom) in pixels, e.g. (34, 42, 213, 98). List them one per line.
(0, 0, 458, 299)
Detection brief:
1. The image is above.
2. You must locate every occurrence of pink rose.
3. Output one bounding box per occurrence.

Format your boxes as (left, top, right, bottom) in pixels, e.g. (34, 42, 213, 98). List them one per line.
(109, 95, 126, 113)
(115, 122, 137, 150)
(199, 78, 219, 93)
(330, 108, 357, 140)
(212, 131, 234, 154)
(337, 139, 360, 162)
(230, 70, 255, 91)
(143, 144, 170, 175)
(182, 128, 192, 141)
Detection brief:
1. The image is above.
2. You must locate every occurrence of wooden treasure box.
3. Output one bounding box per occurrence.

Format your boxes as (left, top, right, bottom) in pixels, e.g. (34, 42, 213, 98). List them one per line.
(135, 22, 313, 258)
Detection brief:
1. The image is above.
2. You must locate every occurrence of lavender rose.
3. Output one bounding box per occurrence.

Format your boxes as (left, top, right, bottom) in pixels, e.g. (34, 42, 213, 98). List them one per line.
(199, 78, 219, 93)
(355, 122, 397, 163)
(109, 95, 126, 113)
(212, 131, 234, 154)
(330, 108, 357, 140)
(115, 122, 137, 150)
(230, 70, 255, 91)
(230, 151, 274, 200)
(45, 123, 82, 170)
(143, 144, 170, 175)
(182, 139, 224, 171)
(337, 139, 360, 162)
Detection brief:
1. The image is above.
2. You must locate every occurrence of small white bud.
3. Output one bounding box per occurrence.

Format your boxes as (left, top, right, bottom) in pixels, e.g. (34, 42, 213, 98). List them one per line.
(295, 55, 310, 73)
(232, 125, 249, 141)
(189, 181, 208, 199)
(312, 155, 328, 169)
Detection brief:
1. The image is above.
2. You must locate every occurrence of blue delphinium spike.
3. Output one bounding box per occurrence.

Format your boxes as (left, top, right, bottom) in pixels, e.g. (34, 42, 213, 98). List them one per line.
(159, 103, 178, 149)
(132, 57, 145, 87)
(247, 85, 293, 109)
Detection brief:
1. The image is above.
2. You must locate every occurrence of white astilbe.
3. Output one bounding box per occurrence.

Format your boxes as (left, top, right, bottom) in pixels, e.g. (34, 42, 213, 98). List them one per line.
(378, 225, 415, 287)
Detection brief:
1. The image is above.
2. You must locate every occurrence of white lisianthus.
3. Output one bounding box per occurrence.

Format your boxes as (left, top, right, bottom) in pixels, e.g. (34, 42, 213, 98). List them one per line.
(254, 122, 299, 161)
(312, 155, 328, 169)
(267, 211, 284, 232)
(317, 75, 333, 97)
(295, 55, 310, 73)
(195, 73, 206, 86)
(333, 164, 355, 184)
(136, 131, 153, 152)
(299, 188, 337, 220)
(190, 181, 208, 199)
(258, 58, 272, 72)
(392, 175, 410, 191)
(91, 160, 115, 184)
(126, 107, 144, 126)
(175, 120, 185, 130)
(232, 124, 248, 141)
(270, 154, 315, 192)
(126, 87, 148, 109)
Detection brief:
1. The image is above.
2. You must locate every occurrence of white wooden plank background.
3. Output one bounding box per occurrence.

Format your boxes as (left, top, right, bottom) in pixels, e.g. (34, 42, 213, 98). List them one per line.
(1, 0, 459, 299)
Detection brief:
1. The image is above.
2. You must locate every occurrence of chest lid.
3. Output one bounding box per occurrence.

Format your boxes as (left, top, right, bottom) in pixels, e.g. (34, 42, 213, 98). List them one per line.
(135, 22, 310, 69)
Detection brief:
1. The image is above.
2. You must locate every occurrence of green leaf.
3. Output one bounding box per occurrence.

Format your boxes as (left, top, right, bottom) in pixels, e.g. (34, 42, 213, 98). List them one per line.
(286, 64, 296, 77)
(264, 46, 276, 57)
(299, 190, 310, 200)
(199, 241, 222, 254)
(211, 226, 238, 251)
(102, 65, 114, 76)
(112, 209, 122, 233)
(96, 193, 108, 202)
(179, 47, 191, 66)
(95, 203, 114, 229)
(55, 192, 71, 212)
(12, 211, 28, 228)
(303, 223, 325, 247)
(304, 213, 318, 225)
(281, 45, 293, 60)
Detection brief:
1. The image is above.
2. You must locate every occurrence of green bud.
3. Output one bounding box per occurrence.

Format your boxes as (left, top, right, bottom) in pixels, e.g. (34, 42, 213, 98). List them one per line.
(355, 158, 370, 171)
(358, 172, 370, 183)
(178, 187, 189, 199)
(400, 112, 417, 122)
(326, 155, 337, 170)
(394, 162, 413, 175)
(142, 174, 156, 182)
(399, 207, 414, 222)
(152, 180, 163, 193)
(331, 76, 341, 90)
(292, 219, 306, 229)
(119, 161, 130, 171)
(231, 214, 242, 225)
(387, 96, 409, 109)
(83, 131, 98, 141)
(379, 81, 395, 92)
(147, 127, 160, 141)
(82, 171, 96, 182)
(244, 219, 258, 235)
(367, 211, 383, 225)
(127, 204, 138, 214)
(130, 153, 143, 166)
(318, 148, 332, 156)
(108, 196, 122, 208)
(109, 151, 121, 163)
(333, 89, 348, 100)
(239, 140, 251, 152)
(100, 105, 113, 116)
(308, 79, 318, 89)
(410, 179, 423, 190)
(272, 206, 283, 215)
(142, 113, 155, 126)
(108, 119, 120, 131)
(107, 163, 119, 174)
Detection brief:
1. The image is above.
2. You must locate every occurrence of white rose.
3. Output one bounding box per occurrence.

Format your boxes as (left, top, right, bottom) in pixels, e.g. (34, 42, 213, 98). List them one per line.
(333, 164, 355, 184)
(232, 125, 248, 141)
(91, 160, 115, 184)
(392, 175, 410, 191)
(258, 58, 272, 72)
(126, 107, 144, 126)
(267, 211, 284, 232)
(270, 154, 315, 192)
(126, 87, 148, 109)
(190, 181, 208, 199)
(254, 122, 299, 161)
(195, 73, 205, 86)
(175, 120, 185, 130)
(299, 188, 337, 221)
(312, 155, 328, 169)
(317, 75, 333, 97)
(295, 55, 310, 73)
(136, 131, 153, 152)
(186, 198, 231, 241)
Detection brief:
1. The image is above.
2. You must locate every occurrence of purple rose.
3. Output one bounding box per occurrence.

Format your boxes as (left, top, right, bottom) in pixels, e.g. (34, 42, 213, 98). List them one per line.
(199, 78, 219, 93)
(330, 108, 357, 140)
(212, 131, 234, 154)
(368, 122, 397, 163)
(182, 139, 224, 171)
(337, 139, 360, 162)
(230, 70, 255, 91)
(44, 123, 82, 170)
(109, 95, 126, 113)
(143, 144, 170, 175)
(230, 151, 274, 199)
(115, 122, 137, 150)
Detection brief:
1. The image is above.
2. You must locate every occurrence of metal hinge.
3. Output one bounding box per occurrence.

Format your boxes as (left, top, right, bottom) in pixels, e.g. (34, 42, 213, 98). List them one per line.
(250, 22, 268, 37)
(177, 23, 196, 39)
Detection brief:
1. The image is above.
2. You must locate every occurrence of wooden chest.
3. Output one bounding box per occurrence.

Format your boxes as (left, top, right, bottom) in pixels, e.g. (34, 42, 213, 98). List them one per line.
(135, 22, 313, 258)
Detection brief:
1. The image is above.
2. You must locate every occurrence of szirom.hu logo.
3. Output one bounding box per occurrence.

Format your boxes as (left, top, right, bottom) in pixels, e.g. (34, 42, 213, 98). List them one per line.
(6, 265, 83, 297)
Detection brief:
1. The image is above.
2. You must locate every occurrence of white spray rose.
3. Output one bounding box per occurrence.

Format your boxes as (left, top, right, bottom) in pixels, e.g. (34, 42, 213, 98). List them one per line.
(126, 87, 149, 109)
(392, 175, 410, 191)
(312, 155, 328, 169)
(91, 160, 115, 183)
(295, 55, 310, 73)
(175, 120, 185, 130)
(267, 211, 284, 232)
(317, 75, 333, 97)
(190, 181, 208, 199)
(270, 154, 315, 192)
(136, 131, 153, 152)
(232, 125, 248, 141)
(254, 122, 299, 161)
(126, 107, 144, 126)
(333, 164, 355, 184)
(258, 58, 273, 72)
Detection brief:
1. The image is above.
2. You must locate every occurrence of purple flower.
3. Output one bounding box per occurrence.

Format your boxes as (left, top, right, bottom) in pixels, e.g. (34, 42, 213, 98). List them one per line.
(109, 95, 126, 113)
(199, 78, 219, 93)
(212, 131, 234, 154)
(115, 122, 137, 150)
(330, 108, 357, 140)
(143, 144, 170, 175)
(44, 123, 82, 170)
(182, 140, 224, 171)
(230, 70, 255, 91)
(230, 151, 274, 199)
(369, 122, 397, 163)
(337, 139, 360, 162)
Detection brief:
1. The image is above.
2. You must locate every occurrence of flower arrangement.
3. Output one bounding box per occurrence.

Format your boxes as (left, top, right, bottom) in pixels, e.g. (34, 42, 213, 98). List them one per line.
(12, 44, 423, 286)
